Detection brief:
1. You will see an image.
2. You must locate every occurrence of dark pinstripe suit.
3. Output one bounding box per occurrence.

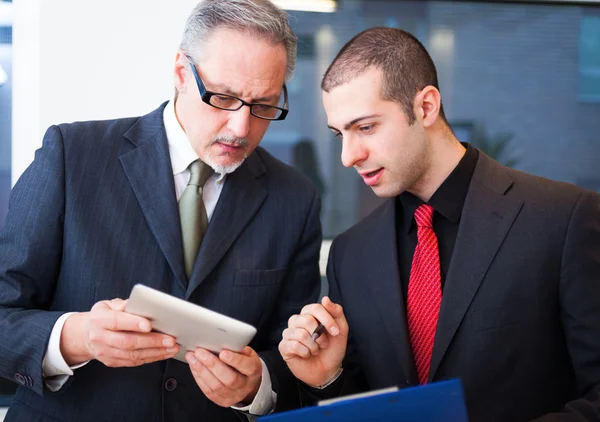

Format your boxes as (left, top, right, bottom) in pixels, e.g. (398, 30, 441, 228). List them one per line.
(0, 103, 322, 421)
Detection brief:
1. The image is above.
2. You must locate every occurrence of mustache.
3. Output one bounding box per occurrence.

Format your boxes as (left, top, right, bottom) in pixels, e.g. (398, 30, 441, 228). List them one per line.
(210, 135, 249, 148)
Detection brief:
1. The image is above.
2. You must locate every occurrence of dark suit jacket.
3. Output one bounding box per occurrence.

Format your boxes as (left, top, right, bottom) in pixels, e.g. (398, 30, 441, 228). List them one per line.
(321, 151, 600, 421)
(0, 103, 322, 421)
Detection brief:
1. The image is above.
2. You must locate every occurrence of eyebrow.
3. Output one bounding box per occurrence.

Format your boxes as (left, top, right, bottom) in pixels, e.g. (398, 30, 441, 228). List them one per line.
(328, 114, 382, 132)
(204, 80, 280, 104)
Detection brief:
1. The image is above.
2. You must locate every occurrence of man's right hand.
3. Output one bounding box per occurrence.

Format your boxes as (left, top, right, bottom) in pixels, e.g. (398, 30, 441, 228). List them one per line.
(278, 296, 349, 387)
(60, 298, 179, 367)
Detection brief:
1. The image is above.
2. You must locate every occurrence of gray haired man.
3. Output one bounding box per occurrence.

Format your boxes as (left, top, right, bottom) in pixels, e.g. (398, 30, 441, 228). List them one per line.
(0, 1, 322, 420)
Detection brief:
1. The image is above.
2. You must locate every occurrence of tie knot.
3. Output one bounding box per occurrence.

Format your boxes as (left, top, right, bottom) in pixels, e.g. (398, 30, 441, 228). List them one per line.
(188, 159, 213, 188)
(414, 204, 434, 228)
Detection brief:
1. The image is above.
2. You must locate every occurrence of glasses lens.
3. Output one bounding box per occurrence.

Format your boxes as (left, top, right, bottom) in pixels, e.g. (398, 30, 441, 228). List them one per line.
(209, 95, 242, 110)
(251, 105, 283, 119)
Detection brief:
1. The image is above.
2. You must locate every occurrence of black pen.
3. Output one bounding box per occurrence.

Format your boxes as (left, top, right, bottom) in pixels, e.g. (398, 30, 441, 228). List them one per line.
(311, 323, 326, 342)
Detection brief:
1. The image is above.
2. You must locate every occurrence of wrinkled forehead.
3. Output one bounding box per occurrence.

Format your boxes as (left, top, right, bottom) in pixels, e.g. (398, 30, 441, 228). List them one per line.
(196, 28, 288, 99)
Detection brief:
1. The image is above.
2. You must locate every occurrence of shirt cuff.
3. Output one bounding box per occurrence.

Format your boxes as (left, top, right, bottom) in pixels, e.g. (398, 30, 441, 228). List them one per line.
(307, 367, 344, 390)
(42, 312, 90, 391)
(231, 358, 277, 416)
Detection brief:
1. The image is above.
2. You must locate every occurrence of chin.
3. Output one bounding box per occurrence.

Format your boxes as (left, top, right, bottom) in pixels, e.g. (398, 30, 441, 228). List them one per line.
(206, 155, 246, 175)
(372, 183, 403, 198)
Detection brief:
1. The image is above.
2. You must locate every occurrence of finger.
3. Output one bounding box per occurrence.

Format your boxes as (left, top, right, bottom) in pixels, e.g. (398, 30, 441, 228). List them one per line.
(316, 335, 329, 349)
(96, 309, 153, 333)
(288, 313, 323, 340)
(240, 346, 253, 356)
(321, 296, 344, 317)
(97, 346, 178, 367)
(106, 298, 128, 311)
(322, 296, 349, 335)
(190, 367, 232, 407)
(99, 357, 144, 368)
(191, 366, 215, 396)
(300, 303, 339, 336)
(219, 347, 261, 378)
(187, 351, 240, 393)
(111, 344, 179, 362)
(91, 300, 113, 312)
(193, 349, 247, 390)
(98, 330, 177, 350)
(185, 353, 220, 397)
(282, 327, 320, 356)
(287, 314, 300, 328)
(279, 339, 313, 360)
(292, 314, 321, 333)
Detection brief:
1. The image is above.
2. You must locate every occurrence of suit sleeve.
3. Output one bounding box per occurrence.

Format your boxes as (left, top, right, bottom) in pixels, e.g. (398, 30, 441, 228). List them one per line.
(534, 190, 600, 421)
(0, 125, 68, 396)
(258, 187, 323, 413)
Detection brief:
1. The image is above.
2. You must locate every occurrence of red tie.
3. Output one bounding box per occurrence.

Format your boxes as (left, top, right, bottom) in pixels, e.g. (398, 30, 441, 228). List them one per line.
(407, 204, 442, 385)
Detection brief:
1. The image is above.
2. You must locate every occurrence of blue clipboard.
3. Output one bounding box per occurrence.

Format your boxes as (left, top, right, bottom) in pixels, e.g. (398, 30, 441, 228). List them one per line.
(259, 379, 468, 422)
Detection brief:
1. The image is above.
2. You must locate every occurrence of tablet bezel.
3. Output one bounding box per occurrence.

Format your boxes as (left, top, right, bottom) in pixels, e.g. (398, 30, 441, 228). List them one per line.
(125, 284, 257, 362)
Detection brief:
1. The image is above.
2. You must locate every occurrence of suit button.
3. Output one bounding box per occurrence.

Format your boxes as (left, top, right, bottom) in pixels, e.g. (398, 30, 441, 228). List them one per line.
(14, 373, 26, 385)
(165, 378, 177, 391)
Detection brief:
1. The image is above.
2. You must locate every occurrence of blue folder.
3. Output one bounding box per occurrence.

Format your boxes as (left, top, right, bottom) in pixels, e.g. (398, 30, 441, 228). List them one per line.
(259, 379, 468, 422)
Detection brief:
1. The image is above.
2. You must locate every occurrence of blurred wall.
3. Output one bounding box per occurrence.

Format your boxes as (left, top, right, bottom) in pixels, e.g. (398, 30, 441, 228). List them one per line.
(12, 0, 199, 182)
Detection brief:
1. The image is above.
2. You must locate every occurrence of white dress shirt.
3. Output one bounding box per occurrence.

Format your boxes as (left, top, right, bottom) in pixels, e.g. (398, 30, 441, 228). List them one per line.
(42, 100, 276, 415)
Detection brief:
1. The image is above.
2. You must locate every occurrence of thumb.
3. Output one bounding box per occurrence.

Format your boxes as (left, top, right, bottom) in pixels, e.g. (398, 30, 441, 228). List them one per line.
(241, 346, 256, 357)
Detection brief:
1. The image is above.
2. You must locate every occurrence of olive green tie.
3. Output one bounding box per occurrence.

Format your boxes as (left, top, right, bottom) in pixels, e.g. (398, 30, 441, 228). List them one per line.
(179, 159, 214, 279)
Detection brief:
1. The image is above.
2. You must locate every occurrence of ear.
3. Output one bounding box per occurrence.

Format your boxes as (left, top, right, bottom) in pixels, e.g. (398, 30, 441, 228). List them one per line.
(174, 51, 189, 94)
(414, 86, 441, 128)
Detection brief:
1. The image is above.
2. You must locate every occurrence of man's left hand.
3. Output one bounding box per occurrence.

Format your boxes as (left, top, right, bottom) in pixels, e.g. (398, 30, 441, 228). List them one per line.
(186, 346, 262, 407)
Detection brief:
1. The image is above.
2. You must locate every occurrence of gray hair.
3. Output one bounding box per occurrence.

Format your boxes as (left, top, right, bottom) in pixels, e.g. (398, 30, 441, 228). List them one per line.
(180, 0, 297, 81)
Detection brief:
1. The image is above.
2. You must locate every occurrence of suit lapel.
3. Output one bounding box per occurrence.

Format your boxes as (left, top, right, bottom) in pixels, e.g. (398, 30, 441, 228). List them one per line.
(364, 200, 418, 384)
(119, 103, 188, 290)
(429, 152, 523, 380)
(185, 153, 267, 298)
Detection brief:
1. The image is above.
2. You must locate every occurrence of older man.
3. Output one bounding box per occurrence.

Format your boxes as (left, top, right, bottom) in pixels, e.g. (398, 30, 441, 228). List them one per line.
(0, 1, 321, 420)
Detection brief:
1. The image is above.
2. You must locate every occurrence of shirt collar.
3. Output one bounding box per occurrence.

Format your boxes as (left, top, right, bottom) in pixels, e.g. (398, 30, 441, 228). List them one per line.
(163, 99, 199, 176)
(163, 99, 226, 182)
(398, 143, 479, 233)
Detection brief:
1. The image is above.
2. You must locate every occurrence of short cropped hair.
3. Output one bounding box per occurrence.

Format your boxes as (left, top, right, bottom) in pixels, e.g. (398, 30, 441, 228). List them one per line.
(322, 27, 445, 124)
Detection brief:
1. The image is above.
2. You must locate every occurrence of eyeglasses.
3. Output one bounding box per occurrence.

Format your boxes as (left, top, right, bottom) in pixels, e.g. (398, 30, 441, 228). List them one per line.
(186, 55, 289, 121)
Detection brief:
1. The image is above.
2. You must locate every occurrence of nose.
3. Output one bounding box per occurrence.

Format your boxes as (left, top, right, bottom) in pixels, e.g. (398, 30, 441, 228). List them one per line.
(227, 106, 252, 139)
(340, 135, 367, 168)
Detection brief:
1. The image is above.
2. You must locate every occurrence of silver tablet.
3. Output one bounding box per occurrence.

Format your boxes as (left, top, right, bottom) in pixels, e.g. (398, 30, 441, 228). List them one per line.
(125, 284, 257, 362)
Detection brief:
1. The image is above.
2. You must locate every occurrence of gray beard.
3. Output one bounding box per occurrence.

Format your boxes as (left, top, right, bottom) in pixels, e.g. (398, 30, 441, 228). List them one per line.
(205, 135, 250, 175)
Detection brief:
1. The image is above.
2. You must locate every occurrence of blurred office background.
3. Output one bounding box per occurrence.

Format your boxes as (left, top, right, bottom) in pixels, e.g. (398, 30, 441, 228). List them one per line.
(0, 0, 12, 414)
(1, 0, 599, 415)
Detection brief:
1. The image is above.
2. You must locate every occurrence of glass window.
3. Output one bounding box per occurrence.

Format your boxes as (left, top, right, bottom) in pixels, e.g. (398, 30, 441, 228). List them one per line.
(0, 2, 11, 232)
(261, 0, 600, 238)
(580, 13, 600, 101)
(0, 0, 15, 401)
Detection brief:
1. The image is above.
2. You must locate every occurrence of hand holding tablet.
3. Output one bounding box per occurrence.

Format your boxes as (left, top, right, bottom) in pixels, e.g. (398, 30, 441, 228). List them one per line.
(125, 284, 257, 362)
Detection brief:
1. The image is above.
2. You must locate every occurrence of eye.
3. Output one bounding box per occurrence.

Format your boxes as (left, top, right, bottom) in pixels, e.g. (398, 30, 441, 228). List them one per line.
(211, 95, 238, 108)
(359, 124, 375, 134)
(333, 131, 343, 139)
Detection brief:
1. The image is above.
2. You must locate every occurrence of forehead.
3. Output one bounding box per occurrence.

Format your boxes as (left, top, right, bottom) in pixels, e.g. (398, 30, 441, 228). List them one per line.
(322, 68, 388, 126)
(197, 27, 287, 96)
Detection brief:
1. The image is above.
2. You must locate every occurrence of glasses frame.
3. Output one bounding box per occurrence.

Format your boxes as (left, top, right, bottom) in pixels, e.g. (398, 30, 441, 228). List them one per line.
(185, 55, 289, 121)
